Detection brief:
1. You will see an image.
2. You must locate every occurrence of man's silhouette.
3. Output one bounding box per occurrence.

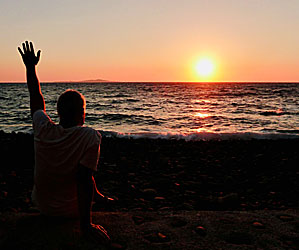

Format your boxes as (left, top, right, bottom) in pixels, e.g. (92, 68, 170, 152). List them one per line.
(18, 41, 110, 245)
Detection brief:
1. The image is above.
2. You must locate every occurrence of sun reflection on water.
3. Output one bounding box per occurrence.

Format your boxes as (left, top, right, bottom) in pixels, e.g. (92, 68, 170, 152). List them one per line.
(194, 112, 210, 118)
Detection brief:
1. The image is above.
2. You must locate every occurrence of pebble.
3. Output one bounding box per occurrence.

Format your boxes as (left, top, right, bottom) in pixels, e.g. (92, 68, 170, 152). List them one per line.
(252, 221, 265, 229)
(170, 217, 187, 227)
(224, 231, 253, 245)
(110, 242, 126, 249)
(132, 216, 145, 225)
(157, 232, 167, 239)
(185, 190, 196, 195)
(158, 207, 172, 211)
(277, 214, 294, 222)
(180, 203, 194, 210)
(195, 226, 207, 236)
(26, 207, 40, 213)
(8, 208, 18, 213)
(142, 189, 157, 198)
(9, 171, 16, 177)
(154, 196, 165, 200)
(144, 232, 170, 243)
(218, 193, 239, 204)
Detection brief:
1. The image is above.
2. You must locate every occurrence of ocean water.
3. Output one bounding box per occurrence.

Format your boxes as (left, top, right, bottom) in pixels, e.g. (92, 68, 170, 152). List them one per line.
(0, 82, 298, 140)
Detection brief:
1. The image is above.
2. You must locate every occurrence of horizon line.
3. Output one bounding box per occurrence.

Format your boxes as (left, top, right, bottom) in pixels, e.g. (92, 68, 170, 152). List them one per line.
(1, 80, 299, 84)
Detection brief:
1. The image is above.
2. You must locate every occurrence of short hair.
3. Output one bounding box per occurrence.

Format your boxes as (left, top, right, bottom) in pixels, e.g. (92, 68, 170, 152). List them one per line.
(57, 89, 86, 121)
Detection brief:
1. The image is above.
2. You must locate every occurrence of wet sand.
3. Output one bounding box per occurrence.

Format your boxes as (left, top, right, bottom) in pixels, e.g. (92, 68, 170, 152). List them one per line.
(0, 131, 298, 249)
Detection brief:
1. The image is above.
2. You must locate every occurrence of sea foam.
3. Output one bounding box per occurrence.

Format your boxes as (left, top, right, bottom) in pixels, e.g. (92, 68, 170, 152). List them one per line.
(98, 130, 299, 141)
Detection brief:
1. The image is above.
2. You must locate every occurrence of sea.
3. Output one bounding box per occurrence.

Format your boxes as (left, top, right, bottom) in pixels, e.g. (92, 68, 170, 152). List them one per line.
(0, 82, 298, 140)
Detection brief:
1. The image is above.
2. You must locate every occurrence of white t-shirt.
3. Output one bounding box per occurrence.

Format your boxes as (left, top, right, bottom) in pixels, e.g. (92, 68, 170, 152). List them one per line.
(31, 110, 101, 217)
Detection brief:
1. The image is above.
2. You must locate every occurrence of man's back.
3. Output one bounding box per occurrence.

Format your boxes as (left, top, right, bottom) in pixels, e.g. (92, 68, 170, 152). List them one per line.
(32, 110, 101, 217)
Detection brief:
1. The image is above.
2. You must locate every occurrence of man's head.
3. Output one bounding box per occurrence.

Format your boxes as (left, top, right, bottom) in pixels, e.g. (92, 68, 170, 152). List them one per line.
(57, 89, 86, 127)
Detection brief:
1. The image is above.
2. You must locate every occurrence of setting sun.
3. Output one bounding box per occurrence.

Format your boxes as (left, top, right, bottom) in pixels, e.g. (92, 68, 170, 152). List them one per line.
(195, 59, 215, 78)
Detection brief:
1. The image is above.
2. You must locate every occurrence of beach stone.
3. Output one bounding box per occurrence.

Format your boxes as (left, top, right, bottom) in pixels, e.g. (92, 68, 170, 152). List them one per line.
(110, 242, 126, 249)
(131, 207, 143, 212)
(224, 231, 253, 245)
(195, 226, 207, 236)
(9, 171, 16, 177)
(185, 190, 196, 195)
(252, 221, 265, 229)
(26, 207, 40, 213)
(277, 214, 294, 222)
(8, 208, 18, 213)
(154, 196, 165, 201)
(218, 193, 239, 204)
(158, 207, 172, 211)
(240, 203, 248, 207)
(158, 232, 168, 240)
(132, 216, 145, 225)
(224, 176, 234, 184)
(180, 203, 194, 210)
(1, 191, 8, 198)
(144, 232, 170, 243)
(170, 217, 187, 227)
(142, 189, 157, 199)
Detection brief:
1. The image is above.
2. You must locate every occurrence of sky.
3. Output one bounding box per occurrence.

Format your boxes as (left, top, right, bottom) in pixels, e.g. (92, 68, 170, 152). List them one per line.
(1, 0, 299, 82)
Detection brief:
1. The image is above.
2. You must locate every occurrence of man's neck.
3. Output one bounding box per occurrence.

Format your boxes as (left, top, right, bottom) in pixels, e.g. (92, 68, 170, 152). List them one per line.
(59, 120, 81, 129)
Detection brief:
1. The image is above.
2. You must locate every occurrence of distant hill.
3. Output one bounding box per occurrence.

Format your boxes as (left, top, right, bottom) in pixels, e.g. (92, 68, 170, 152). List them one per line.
(80, 79, 110, 82)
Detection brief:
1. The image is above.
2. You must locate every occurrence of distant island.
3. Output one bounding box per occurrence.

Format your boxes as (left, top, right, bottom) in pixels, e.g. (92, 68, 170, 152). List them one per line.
(79, 79, 110, 82)
(42, 79, 113, 83)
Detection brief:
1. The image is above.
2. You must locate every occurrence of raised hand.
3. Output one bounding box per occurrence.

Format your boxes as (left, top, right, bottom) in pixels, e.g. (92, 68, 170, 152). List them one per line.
(17, 41, 45, 116)
(18, 41, 41, 68)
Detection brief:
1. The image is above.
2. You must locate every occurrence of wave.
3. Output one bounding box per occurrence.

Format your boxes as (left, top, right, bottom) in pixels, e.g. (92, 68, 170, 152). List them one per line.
(258, 109, 299, 116)
(98, 130, 299, 141)
(259, 110, 288, 116)
(103, 93, 130, 98)
(98, 113, 159, 123)
(2, 128, 299, 141)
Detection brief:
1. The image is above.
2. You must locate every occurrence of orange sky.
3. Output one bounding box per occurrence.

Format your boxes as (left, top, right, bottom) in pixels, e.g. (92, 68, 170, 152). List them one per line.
(1, 0, 299, 82)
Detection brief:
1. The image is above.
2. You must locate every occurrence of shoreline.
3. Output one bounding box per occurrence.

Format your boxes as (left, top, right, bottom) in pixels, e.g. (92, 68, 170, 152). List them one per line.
(1, 128, 299, 141)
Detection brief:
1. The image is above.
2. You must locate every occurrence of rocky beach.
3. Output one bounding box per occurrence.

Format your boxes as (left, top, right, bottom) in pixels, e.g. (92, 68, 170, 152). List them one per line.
(0, 131, 298, 249)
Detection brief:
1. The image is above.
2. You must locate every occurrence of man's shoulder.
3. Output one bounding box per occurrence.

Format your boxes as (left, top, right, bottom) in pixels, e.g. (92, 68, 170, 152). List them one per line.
(33, 109, 49, 121)
(33, 109, 54, 133)
(79, 126, 101, 143)
(80, 126, 101, 136)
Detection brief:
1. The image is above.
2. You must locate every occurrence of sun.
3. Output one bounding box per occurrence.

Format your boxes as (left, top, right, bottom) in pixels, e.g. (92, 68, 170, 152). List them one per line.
(195, 58, 215, 77)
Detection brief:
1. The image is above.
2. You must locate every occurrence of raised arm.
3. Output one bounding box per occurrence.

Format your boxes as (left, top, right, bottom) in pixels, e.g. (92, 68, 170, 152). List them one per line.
(18, 41, 45, 117)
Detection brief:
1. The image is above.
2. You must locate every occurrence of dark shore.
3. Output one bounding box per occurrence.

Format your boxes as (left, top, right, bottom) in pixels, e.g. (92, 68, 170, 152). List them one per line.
(0, 130, 298, 249)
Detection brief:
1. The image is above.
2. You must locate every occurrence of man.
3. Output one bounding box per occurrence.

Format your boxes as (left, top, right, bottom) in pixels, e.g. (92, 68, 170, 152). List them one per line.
(18, 41, 110, 245)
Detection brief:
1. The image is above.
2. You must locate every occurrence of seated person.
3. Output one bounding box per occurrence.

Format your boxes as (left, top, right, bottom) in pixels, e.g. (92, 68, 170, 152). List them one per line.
(18, 41, 110, 245)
